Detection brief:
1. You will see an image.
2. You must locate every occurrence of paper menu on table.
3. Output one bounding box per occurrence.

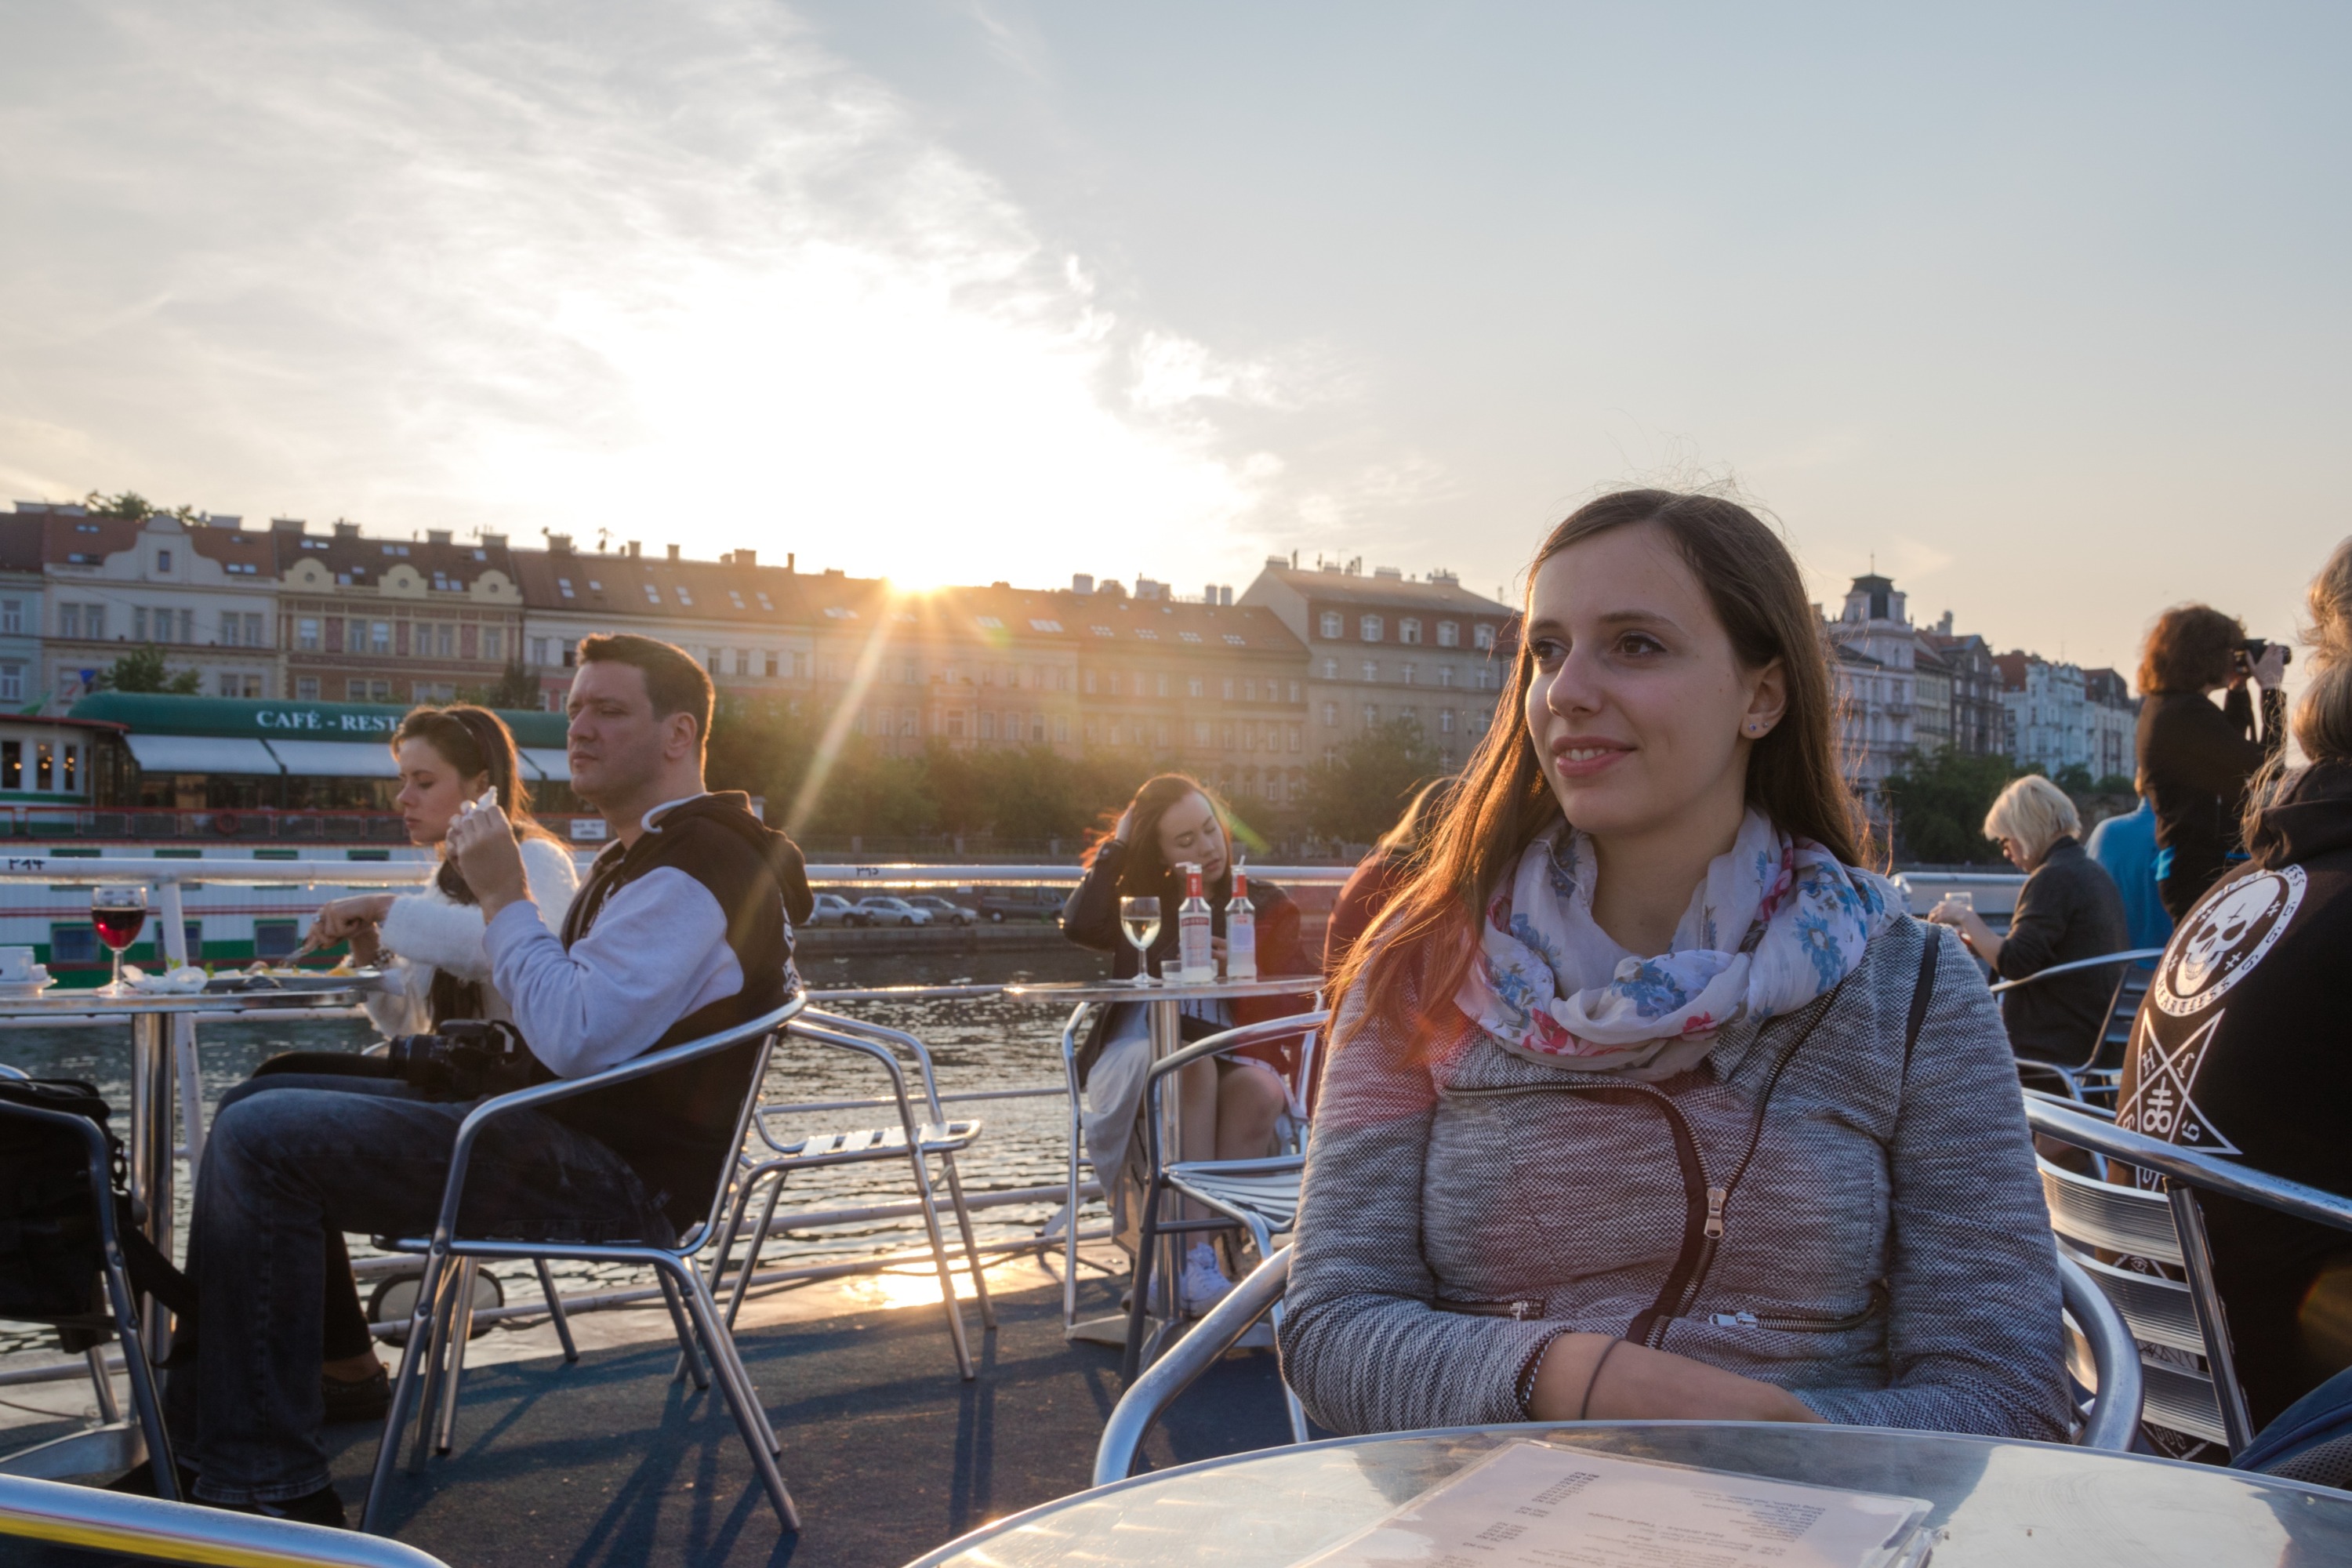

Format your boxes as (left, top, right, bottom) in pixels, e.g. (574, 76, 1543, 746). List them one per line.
(1291, 1441, 1934, 1568)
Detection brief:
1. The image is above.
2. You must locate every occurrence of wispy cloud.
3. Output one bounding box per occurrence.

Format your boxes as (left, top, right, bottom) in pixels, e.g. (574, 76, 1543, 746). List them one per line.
(0, 0, 1328, 586)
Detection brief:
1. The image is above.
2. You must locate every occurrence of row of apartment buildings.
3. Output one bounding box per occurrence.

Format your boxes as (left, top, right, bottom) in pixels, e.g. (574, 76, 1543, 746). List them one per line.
(0, 504, 1519, 817)
(1824, 572, 2141, 798)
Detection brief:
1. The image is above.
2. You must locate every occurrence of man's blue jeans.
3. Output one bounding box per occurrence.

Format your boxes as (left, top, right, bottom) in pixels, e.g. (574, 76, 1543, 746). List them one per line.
(163, 1072, 663, 1505)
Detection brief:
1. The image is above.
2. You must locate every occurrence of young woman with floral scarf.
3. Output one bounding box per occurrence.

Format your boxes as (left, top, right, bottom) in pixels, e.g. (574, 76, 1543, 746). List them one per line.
(1279, 491, 2069, 1439)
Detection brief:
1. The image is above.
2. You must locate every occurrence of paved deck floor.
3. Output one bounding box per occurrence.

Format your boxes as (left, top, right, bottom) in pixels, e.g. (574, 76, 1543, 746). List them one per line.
(14, 1254, 1302, 1568)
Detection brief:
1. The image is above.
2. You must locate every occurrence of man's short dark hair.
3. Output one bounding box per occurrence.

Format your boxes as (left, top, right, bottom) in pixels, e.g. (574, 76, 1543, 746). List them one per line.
(577, 633, 714, 753)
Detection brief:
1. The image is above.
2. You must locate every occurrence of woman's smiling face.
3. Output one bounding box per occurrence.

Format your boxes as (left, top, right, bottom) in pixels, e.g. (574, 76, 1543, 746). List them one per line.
(1521, 522, 1784, 845)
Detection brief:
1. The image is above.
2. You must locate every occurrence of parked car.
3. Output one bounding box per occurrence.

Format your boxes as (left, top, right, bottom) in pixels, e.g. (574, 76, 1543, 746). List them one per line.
(804, 893, 858, 927)
(906, 895, 977, 927)
(976, 885, 1067, 924)
(851, 896, 931, 928)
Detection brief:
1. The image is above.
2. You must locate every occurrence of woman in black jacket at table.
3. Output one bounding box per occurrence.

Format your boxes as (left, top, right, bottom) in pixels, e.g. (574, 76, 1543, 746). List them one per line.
(2136, 604, 2288, 920)
(1061, 773, 1312, 1308)
(1930, 773, 2129, 1065)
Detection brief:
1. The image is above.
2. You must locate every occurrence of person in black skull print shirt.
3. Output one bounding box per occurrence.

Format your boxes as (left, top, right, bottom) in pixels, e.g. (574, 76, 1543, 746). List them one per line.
(2118, 537, 2352, 1444)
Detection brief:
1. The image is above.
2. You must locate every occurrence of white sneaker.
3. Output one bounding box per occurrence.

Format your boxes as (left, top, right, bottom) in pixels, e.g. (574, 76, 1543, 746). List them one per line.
(1181, 1243, 1232, 1312)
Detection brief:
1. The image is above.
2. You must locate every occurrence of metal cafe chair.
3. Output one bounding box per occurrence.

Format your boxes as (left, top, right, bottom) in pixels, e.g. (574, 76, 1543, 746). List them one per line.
(1090, 1244, 2146, 1484)
(1988, 947, 2165, 1104)
(361, 997, 807, 1534)
(2025, 1091, 2352, 1457)
(1122, 1011, 1329, 1443)
(693, 1008, 994, 1382)
(0, 1075, 180, 1501)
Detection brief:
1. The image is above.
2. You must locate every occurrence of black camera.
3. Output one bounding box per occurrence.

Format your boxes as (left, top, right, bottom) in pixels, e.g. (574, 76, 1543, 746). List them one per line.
(383, 1020, 542, 1100)
(2235, 637, 2292, 672)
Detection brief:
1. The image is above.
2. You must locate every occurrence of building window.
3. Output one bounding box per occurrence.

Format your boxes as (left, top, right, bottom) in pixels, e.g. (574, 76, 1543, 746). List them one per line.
(1319, 612, 1341, 639)
(1157, 673, 1171, 697)
(1474, 624, 1495, 651)
(1437, 621, 1459, 648)
(1186, 677, 1204, 699)
(1288, 681, 1300, 703)
(485, 627, 504, 662)
(1363, 703, 1378, 727)
(57, 604, 78, 638)
(296, 677, 320, 700)
(370, 621, 391, 655)
(134, 607, 148, 641)
(1361, 660, 1377, 682)
(1361, 615, 1383, 642)
(1054, 716, 1070, 743)
(1439, 666, 1454, 688)
(217, 673, 240, 696)
(1289, 727, 1301, 752)
(0, 601, 18, 635)
(1221, 677, 1236, 701)
(529, 637, 550, 666)
(1439, 709, 1456, 734)
(1323, 702, 1338, 728)
(435, 624, 454, 658)
(296, 618, 321, 652)
(1402, 662, 1416, 686)
(87, 606, 104, 639)
(0, 664, 18, 702)
(156, 549, 172, 572)
(1320, 659, 1338, 680)
(1401, 618, 1421, 644)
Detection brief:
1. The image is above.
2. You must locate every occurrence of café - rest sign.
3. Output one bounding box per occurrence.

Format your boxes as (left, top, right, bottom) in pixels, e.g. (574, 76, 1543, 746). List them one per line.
(254, 706, 401, 735)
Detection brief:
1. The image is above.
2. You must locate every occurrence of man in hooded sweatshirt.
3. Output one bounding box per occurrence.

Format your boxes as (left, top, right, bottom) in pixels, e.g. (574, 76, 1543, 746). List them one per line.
(162, 632, 809, 1524)
(2118, 539, 2352, 1448)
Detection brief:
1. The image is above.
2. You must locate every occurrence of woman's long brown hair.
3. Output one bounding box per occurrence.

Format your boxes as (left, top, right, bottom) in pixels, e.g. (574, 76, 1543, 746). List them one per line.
(1326, 489, 1868, 1056)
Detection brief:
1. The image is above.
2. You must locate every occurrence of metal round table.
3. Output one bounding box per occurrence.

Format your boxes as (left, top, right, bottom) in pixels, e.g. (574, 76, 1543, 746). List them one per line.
(905, 1421, 2352, 1568)
(1003, 976, 1319, 1342)
(0, 983, 361, 1486)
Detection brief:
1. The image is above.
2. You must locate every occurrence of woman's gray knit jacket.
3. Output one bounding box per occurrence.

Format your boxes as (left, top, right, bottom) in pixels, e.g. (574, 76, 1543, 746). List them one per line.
(1278, 916, 2071, 1440)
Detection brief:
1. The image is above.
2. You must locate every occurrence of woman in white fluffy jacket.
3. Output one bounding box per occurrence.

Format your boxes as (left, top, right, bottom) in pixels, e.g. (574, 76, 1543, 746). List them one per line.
(307, 706, 579, 1033)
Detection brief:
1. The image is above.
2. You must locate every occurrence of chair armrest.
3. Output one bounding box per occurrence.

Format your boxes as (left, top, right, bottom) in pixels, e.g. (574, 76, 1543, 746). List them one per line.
(2059, 1252, 2144, 1451)
(430, 993, 805, 1244)
(1145, 1011, 1330, 1083)
(1988, 948, 2164, 994)
(1092, 1247, 1293, 1486)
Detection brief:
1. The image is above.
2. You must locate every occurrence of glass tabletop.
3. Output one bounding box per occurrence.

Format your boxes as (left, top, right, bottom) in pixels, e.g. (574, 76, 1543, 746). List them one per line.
(1001, 977, 1319, 1004)
(906, 1422, 2352, 1568)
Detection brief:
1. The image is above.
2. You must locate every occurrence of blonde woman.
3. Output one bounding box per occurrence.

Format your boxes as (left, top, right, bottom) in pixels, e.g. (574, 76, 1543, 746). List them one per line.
(1931, 774, 2129, 1064)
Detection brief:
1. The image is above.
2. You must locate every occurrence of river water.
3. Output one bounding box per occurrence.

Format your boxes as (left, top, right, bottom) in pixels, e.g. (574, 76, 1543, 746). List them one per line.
(0, 944, 1112, 1359)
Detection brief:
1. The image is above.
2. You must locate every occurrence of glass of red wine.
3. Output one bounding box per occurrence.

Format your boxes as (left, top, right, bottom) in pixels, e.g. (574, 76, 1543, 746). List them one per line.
(91, 886, 148, 996)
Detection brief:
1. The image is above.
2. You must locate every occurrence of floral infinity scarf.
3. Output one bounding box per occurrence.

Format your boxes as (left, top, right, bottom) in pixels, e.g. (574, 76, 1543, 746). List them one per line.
(1456, 809, 1901, 1080)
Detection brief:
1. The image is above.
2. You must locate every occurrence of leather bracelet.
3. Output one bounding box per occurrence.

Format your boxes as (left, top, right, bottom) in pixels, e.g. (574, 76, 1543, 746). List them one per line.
(1577, 1338, 1624, 1422)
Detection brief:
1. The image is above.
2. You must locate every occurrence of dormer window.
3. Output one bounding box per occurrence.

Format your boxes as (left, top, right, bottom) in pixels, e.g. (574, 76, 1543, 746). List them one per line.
(156, 550, 172, 572)
(729, 590, 746, 608)
(675, 586, 693, 606)
(557, 578, 575, 599)
(757, 592, 775, 612)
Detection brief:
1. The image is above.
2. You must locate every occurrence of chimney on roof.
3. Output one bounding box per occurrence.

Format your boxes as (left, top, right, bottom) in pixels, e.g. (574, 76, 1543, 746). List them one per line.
(333, 521, 360, 540)
(481, 531, 506, 549)
(1220, 586, 1233, 606)
(736, 548, 756, 568)
(1263, 556, 1286, 569)
(666, 543, 681, 563)
(270, 517, 305, 535)
(786, 553, 795, 573)
(426, 528, 452, 546)
(1072, 573, 1094, 596)
(548, 532, 574, 554)
(1374, 564, 1403, 580)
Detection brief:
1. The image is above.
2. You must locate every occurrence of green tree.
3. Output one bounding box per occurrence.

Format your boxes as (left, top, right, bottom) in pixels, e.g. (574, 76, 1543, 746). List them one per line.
(1882, 747, 2020, 865)
(1301, 717, 1443, 847)
(95, 644, 201, 696)
(83, 490, 152, 520)
(457, 662, 543, 712)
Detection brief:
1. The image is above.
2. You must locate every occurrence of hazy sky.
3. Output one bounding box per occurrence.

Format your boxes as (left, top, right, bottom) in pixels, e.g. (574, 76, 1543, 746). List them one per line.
(2, 2, 2347, 678)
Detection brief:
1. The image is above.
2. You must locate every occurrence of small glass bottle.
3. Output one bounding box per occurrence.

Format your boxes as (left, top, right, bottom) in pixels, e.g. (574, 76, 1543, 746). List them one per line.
(1176, 862, 1215, 982)
(1224, 861, 1257, 981)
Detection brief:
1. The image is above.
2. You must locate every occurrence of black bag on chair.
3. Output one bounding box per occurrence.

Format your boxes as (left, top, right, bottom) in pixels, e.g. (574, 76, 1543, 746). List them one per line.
(0, 1076, 194, 1341)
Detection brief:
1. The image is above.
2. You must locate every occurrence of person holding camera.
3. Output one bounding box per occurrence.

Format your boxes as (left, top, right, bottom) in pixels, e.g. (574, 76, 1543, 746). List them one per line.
(2136, 604, 2288, 921)
(158, 634, 810, 1525)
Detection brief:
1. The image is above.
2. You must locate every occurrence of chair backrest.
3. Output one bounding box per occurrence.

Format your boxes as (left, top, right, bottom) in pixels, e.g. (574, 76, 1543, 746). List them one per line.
(2056, 1253, 2145, 1450)
(2024, 1094, 2352, 1455)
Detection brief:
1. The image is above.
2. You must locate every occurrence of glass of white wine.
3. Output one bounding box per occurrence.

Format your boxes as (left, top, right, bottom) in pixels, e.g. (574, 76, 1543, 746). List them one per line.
(1119, 895, 1162, 985)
